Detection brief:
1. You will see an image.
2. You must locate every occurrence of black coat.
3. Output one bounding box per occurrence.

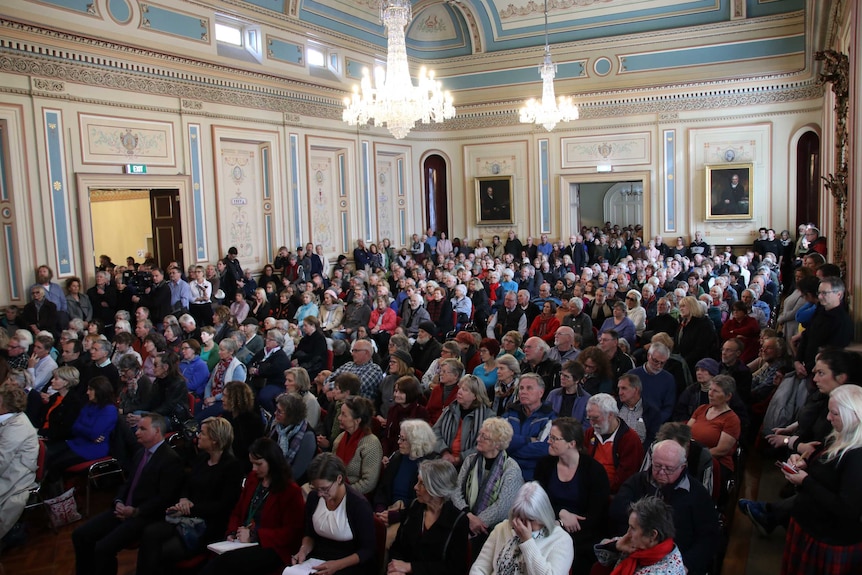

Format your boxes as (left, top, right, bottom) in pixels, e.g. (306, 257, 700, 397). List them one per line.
(293, 329, 328, 380)
(116, 442, 184, 520)
(611, 470, 719, 575)
(675, 315, 718, 373)
(390, 499, 469, 575)
(247, 348, 291, 393)
(37, 391, 85, 441)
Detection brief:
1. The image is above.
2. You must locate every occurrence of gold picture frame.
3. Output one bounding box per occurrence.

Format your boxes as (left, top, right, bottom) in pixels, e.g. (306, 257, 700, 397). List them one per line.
(705, 163, 753, 220)
(475, 176, 514, 225)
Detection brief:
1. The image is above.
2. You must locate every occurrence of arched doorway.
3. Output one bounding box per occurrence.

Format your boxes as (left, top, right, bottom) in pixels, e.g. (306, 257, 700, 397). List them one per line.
(423, 155, 448, 236)
(795, 131, 820, 227)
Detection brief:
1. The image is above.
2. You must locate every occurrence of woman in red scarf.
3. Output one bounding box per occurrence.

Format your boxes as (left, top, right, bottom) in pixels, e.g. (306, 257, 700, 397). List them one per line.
(593, 496, 685, 575)
(528, 301, 561, 345)
(332, 396, 383, 495)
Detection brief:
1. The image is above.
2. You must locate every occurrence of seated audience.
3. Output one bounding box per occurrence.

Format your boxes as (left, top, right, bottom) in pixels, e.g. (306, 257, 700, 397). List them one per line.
(433, 374, 493, 467)
(504, 373, 556, 481)
(221, 381, 264, 473)
(137, 417, 244, 574)
(612, 440, 719, 575)
(379, 376, 429, 455)
(269, 392, 317, 484)
(535, 417, 610, 574)
(287, 453, 376, 575)
(332, 396, 383, 495)
(199, 437, 305, 575)
(388, 459, 470, 575)
(595, 496, 687, 575)
(470, 481, 574, 575)
(584, 393, 643, 494)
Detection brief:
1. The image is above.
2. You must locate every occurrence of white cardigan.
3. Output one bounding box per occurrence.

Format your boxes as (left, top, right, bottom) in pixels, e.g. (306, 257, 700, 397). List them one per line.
(470, 519, 574, 575)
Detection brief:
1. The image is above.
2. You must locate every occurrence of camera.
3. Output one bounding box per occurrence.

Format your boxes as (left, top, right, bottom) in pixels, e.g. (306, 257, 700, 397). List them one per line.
(122, 270, 153, 294)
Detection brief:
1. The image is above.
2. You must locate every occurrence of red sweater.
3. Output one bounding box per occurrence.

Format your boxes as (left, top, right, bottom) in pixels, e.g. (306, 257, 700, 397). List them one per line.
(226, 473, 305, 564)
(584, 420, 643, 494)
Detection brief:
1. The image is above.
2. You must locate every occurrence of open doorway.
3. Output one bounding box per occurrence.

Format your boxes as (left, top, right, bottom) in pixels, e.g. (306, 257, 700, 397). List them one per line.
(89, 188, 184, 270)
(560, 173, 650, 239)
(76, 174, 192, 282)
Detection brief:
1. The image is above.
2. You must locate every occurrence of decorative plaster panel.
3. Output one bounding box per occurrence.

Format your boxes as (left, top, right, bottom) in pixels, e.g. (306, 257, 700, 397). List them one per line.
(561, 132, 651, 168)
(216, 143, 262, 262)
(79, 113, 176, 166)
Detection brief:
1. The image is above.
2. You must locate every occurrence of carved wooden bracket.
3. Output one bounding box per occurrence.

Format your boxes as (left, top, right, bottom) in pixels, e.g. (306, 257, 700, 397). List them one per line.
(815, 49, 849, 276)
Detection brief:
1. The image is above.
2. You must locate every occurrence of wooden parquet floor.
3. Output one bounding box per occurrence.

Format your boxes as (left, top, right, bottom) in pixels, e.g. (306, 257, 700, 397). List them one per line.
(0, 481, 138, 575)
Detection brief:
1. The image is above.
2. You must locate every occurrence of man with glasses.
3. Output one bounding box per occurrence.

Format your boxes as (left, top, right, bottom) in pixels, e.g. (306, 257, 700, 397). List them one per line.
(718, 337, 753, 404)
(324, 340, 383, 404)
(803, 225, 827, 258)
(794, 276, 853, 378)
(598, 329, 634, 384)
(610, 440, 719, 575)
(627, 342, 675, 423)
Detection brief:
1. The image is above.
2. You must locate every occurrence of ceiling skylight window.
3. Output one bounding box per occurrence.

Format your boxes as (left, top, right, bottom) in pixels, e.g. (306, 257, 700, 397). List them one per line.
(307, 47, 325, 68)
(215, 22, 243, 46)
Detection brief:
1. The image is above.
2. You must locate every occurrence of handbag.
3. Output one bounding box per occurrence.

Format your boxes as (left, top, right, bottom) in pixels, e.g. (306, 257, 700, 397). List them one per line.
(44, 487, 82, 528)
(165, 513, 207, 550)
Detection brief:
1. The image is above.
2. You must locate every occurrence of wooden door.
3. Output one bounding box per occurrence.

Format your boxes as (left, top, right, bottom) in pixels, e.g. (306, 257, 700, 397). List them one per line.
(150, 189, 183, 268)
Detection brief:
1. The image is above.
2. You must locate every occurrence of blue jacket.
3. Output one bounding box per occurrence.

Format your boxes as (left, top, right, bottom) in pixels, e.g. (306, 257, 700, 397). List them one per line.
(546, 387, 591, 429)
(67, 403, 118, 461)
(505, 402, 556, 481)
(180, 357, 210, 397)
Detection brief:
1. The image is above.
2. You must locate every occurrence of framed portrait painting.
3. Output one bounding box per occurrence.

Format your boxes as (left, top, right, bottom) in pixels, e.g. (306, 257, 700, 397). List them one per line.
(705, 163, 753, 220)
(475, 176, 514, 224)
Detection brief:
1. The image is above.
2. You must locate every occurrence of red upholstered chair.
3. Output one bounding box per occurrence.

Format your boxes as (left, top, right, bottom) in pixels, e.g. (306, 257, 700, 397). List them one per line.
(64, 456, 125, 516)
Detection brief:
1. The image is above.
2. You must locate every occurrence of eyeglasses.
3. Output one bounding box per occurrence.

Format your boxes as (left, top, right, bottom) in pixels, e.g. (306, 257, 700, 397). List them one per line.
(547, 434, 566, 443)
(818, 290, 838, 295)
(397, 435, 407, 442)
(652, 462, 684, 475)
(313, 482, 337, 495)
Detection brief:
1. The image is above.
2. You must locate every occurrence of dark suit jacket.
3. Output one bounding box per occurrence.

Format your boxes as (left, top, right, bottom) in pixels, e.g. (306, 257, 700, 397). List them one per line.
(248, 348, 291, 392)
(116, 441, 183, 520)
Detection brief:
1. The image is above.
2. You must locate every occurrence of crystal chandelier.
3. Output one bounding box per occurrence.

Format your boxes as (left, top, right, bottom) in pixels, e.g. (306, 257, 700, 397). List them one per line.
(343, 0, 455, 139)
(519, 0, 578, 131)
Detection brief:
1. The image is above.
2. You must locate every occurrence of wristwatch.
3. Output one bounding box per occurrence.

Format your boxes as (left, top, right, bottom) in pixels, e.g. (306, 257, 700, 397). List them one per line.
(783, 437, 790, 445)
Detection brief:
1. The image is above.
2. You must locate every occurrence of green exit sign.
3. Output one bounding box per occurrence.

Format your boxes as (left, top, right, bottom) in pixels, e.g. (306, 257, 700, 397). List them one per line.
(124, 164, 147, 174)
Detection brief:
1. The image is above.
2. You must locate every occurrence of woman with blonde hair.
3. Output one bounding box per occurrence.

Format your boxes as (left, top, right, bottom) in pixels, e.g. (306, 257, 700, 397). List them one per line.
(675, 295, 719, 373)
(779, 384, 862, 574)
(452, 417, 524, 559)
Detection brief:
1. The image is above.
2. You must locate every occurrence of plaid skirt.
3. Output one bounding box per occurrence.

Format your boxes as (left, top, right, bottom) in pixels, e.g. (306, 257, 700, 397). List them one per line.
(781, 518, 862, 575)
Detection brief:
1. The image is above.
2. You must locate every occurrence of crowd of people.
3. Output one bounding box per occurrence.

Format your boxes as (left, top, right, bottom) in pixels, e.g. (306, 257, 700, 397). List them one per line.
(0, 219, 860, 575)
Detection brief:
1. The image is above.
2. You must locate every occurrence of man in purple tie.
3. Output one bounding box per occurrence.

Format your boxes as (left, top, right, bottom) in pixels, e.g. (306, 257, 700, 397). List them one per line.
(73, 412, 183, 575)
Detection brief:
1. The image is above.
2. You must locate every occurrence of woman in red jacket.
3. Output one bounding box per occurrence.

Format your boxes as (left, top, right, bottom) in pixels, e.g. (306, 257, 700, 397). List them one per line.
(528, 301, 561, 345)
(720, 301, 761, 364)
(199, 437, 305, 575)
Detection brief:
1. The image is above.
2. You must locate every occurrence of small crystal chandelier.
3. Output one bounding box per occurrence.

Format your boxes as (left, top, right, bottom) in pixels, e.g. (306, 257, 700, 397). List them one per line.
(519, 0, 579, 131)
(343, 0, 455, 139)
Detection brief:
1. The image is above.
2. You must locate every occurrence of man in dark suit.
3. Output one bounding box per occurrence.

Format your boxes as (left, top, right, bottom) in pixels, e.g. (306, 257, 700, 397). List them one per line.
(73, 412, 182, 575)
(250, 328, 292, 413)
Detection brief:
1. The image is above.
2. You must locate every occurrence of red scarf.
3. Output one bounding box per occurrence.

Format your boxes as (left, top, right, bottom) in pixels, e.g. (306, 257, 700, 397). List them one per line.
(611, 538, 676, 575)
(335, 428, 369, 473)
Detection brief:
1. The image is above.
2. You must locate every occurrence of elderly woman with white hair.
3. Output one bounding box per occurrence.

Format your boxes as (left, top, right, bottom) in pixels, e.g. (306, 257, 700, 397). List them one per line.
(625, 290, 646, 338)
(387, 459, 469, 574)
(374, 419, 441, 547)
(470, 481, 574, 575)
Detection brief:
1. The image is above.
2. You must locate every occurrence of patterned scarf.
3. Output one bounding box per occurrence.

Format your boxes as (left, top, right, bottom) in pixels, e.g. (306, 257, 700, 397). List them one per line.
(277, 420, 309, 464)
(464, 452, 507, 515)
(211, 358, 231, 397)
(495, 528, 547, 575)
